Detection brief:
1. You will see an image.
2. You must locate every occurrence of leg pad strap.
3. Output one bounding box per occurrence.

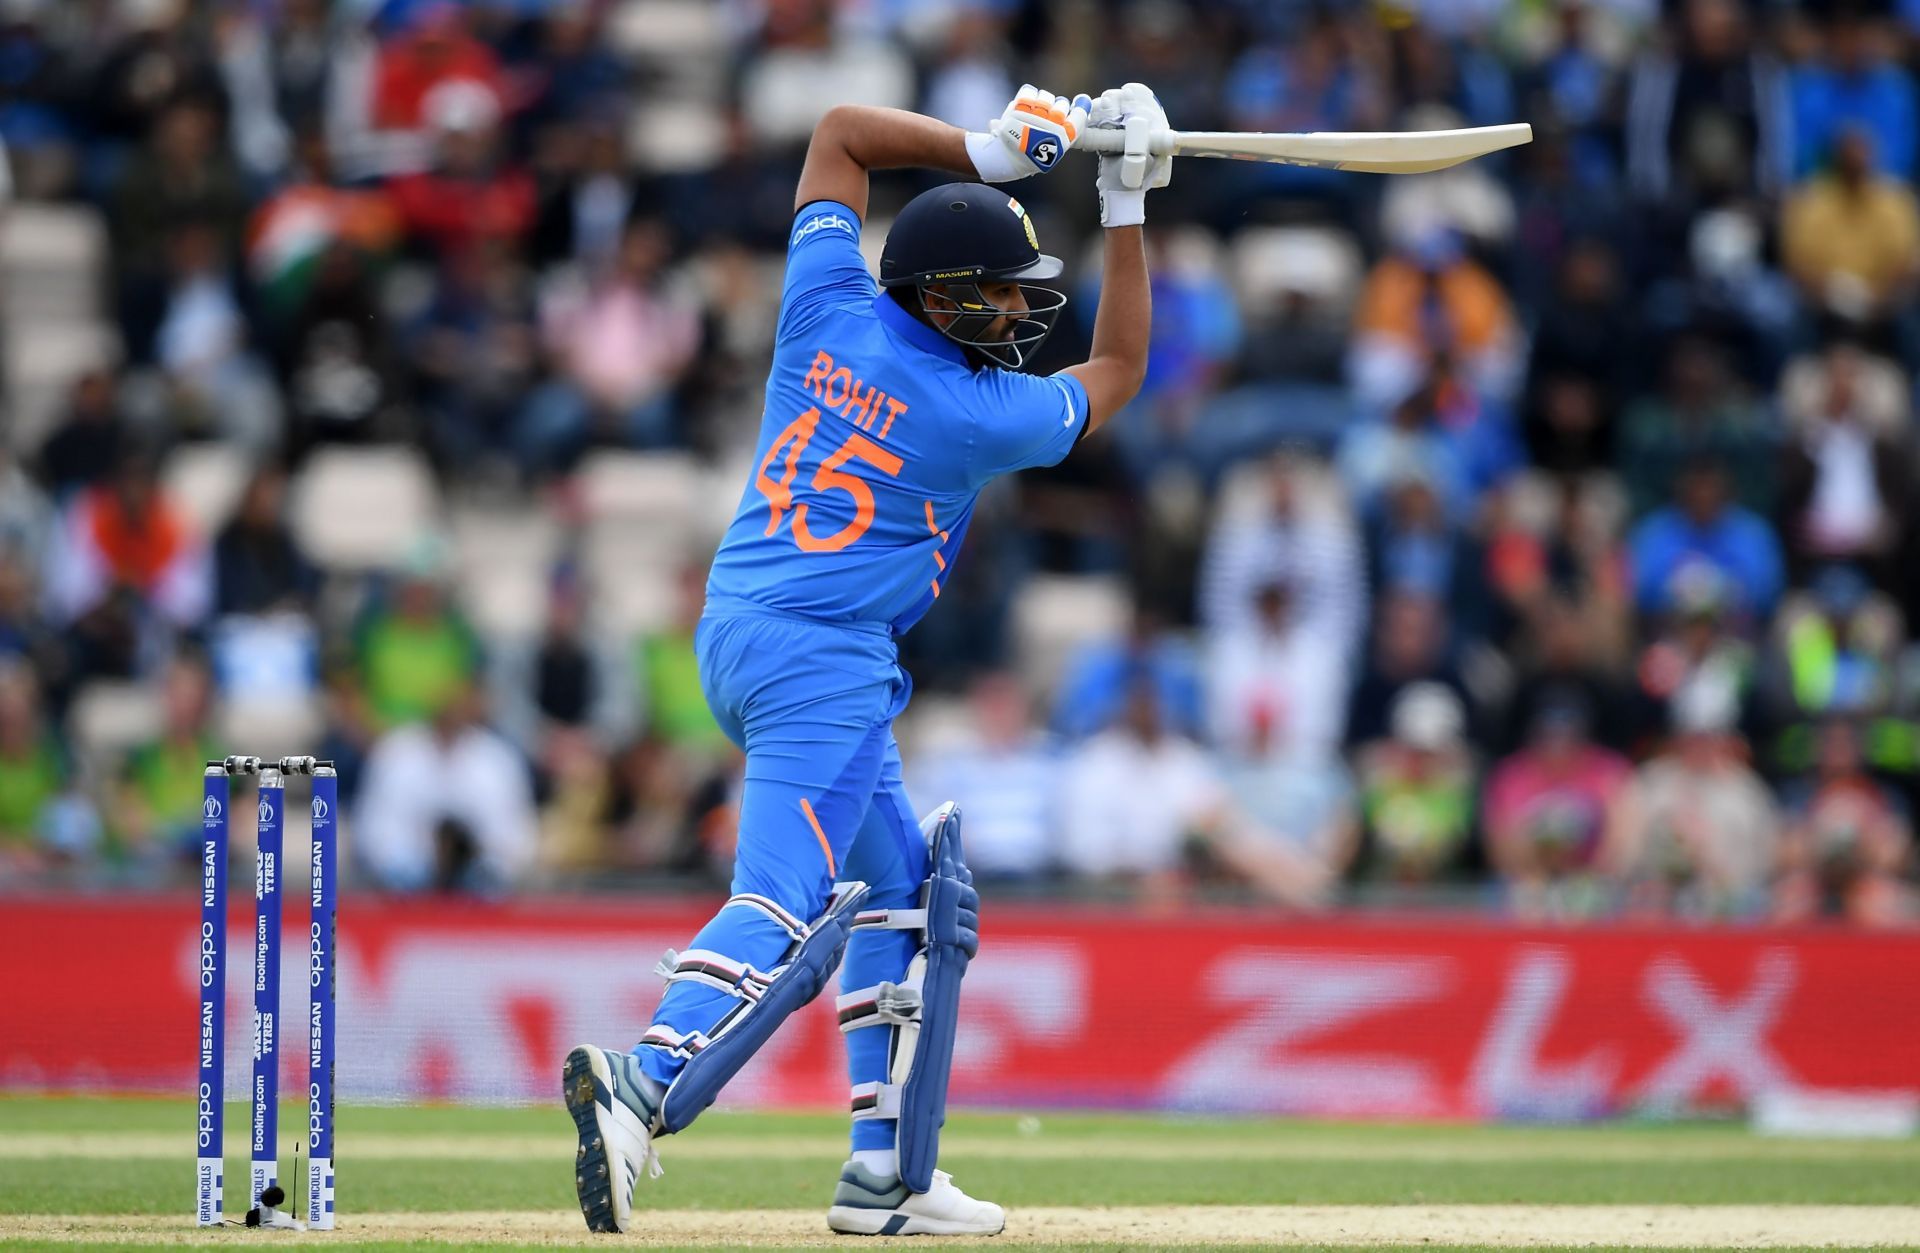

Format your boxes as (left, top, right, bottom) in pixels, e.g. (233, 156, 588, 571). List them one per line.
(841, 803, 976, 1194)
(649, 880, 870, 1134)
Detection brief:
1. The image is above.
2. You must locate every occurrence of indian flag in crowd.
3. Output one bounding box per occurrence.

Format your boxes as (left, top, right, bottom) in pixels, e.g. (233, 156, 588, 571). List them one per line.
(247, 186, 400, 316)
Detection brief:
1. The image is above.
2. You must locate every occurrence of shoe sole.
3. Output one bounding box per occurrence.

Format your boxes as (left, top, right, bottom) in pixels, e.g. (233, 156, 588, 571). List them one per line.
(827, 1205, 1006, 1237)
(563, 1046, 627, 1234)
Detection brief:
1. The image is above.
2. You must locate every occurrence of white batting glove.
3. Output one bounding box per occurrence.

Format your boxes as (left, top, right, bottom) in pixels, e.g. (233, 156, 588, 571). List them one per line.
(967, 84, 1092, 183)
(1088, 82, 1171, 228)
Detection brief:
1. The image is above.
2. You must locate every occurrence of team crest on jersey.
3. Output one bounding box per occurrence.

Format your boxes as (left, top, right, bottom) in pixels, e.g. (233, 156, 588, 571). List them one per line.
(1006, 197, 1039, 251)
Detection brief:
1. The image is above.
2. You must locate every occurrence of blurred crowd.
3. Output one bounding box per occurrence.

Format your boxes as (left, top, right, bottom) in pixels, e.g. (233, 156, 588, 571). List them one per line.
(1, 0, 1919, 925)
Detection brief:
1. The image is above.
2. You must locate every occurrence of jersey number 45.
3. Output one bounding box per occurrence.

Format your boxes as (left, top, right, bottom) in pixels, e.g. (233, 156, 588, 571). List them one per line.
(756, 407, 904, 553)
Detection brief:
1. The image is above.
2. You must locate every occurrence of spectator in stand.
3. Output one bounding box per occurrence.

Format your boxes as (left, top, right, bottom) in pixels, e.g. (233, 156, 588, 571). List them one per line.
(1337, 371, 1474, 525)
(388, 79, 535, 262)
(1220, 8, 1384, 207)
(0, 547, 62, 690)
(1052, 602, 1203, 742)
(214, 464, 318, 617)
(108, 96, 249, 363)
(0, 8, 79, 200)
(111, 651, 222, 866)
(246, 0, 346, 152)
(505, 563, 628, 751)
(1349, 226, 1522, 412)
(1205, 577, 1347, 766)
(1484, 691, 1637, 918)
(352, 541, 481, 733)
(282, 241, 398, 452)
(1782, 126, 1920, 346)
(247, 130, 402, 334)
(1775, 718, 1915, 926)
(498, 565, 626, 872)
(1379, 105, 1517, 253)
(1621, 683, 1779, 919)
(1521, 239, 1633, 477)
(1352, 682, 1478, 886)
(1363, 467, 1492, 643)
(1101, 0, 1232, 164)
(370, 2, 505, 139)
(1629, 564, 1757, 749)
(85, 0, 223, 151)
(1616, 334, 1777, 519)
(1058, 678, 1227, 903)
(536, 724, 614, 875)
(1344, 356, 1520, 529)
(0, 660, 95, 875)
(34, 372, 126, 502)
(910, 671, 1061, 881)
(1628, 459, 1784, 623)
(1215, 736, 1359, 909)
(43, 448, 212, 678)
(514, 2, 629, 136)
(0, 446, 49, 574)
(1473, 480, 1616, 655)
(406, 235, 539, 470)
(152, 220, 283, 449)
(600, 734, 741, 879)
(1510, 123, 1631, 318)
(407, 231, 541, 468)
(1345, 588, 1477, 749)
(1778, 339, 1911, 589)
(1761, 566, 1911, 782)
(1199, 452, 1366, 673)
(1672, 206, 1803, 382)
(1625, 0, 1791, 211)
(353, 678, 537, 893)
(1790, 8, 1915, 182)
(530, 116, 640, 271)
(1522, 1, 1626, 191)
(517, 216, 701, 473)
(635, 563, 726, 761)
(1504, 595, 1633, 755)
(919, 7, 1016, 134)
(737, 0, 913, 148)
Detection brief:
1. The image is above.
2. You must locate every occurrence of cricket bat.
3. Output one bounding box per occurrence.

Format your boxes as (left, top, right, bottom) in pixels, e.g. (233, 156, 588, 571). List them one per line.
(1078, 123, 1532, 174)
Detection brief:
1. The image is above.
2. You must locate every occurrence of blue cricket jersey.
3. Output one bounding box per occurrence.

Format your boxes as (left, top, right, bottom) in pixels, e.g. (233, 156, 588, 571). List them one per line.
(706, 199, 1090, 636)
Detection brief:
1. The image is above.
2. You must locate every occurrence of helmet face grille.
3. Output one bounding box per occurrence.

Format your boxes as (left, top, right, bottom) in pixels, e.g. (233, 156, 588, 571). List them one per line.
(910, 280, 1067, 370)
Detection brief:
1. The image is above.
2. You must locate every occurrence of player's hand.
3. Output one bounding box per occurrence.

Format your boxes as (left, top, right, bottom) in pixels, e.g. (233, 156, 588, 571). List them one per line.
(1089, 82, 1171, 228)
(980, 85, 1091, 180)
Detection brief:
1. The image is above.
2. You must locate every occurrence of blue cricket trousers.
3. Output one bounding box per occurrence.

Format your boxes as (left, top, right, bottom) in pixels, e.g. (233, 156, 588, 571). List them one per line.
(635, 599, 931, 1152)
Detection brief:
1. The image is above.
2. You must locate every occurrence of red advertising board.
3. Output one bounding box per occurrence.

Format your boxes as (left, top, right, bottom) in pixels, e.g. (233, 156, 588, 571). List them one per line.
(3, 896, 1916, 1119)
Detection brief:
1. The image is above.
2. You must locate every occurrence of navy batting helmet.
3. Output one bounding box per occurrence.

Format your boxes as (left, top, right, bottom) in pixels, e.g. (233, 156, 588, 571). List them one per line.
(879, 182, 1066, 370)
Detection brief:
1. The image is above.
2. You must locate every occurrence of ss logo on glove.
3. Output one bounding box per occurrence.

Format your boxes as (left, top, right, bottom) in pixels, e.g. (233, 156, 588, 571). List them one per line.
(1026, 134, 1061, 170)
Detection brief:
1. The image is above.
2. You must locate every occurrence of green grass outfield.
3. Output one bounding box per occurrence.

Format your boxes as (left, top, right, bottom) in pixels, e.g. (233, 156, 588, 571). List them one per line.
(2, 1095, 1917, 1250)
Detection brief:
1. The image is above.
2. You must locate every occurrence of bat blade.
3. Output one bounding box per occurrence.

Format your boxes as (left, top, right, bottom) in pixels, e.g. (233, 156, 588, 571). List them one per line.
(1080, 123, 1532, 173)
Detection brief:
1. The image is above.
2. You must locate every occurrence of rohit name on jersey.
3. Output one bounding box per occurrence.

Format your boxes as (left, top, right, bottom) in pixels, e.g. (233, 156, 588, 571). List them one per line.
(801, 349, 909, 439)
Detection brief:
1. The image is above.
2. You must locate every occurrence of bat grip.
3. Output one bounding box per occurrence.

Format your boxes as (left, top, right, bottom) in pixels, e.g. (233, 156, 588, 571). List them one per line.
(1079, 127, 1174, 156)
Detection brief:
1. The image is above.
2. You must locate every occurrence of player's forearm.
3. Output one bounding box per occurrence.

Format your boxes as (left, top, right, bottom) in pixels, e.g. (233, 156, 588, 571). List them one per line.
(798, 105, 976, 220)
(1086, 226, 1150, 399)
(1061, 225, 1149, 432)
(829, 106, 975, 176)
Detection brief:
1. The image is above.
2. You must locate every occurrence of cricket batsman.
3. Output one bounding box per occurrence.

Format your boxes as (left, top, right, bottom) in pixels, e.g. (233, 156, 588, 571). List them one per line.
(562, 82, 1168, 1236)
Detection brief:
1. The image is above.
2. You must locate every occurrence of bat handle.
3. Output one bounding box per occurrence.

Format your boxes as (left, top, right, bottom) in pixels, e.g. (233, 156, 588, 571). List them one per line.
(1078, 127, 1175, 157)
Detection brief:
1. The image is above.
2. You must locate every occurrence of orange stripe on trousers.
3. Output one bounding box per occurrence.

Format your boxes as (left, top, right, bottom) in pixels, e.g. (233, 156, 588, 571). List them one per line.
(799, 797, 836, 876)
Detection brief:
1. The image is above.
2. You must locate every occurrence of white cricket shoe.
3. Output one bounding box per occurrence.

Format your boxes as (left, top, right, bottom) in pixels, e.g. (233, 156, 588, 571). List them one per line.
(826, 1161, 1007, 1236)
(561, 1044, 663, 1233)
